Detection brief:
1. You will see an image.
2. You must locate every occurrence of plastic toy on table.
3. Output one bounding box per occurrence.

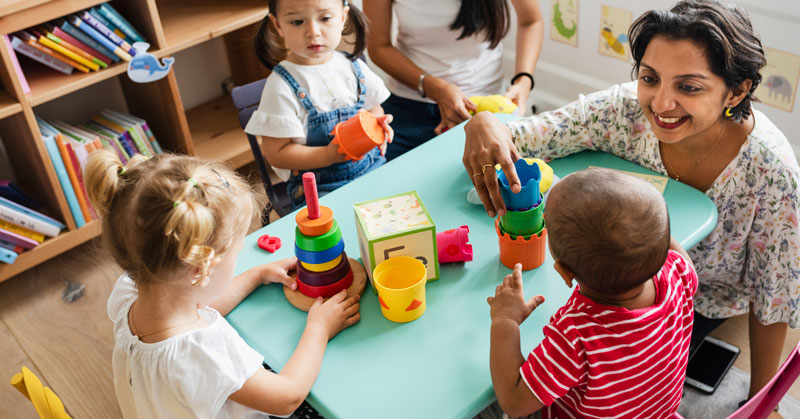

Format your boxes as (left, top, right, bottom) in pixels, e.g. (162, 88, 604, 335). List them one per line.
(285, 173, 367, 311)
(330, 109, 386, 161)
(468, 95, 518, 115)
(436, 225, 473, 263)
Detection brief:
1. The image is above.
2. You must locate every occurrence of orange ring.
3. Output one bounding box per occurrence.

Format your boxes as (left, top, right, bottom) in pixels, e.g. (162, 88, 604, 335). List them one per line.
(295, 205, 334, 236)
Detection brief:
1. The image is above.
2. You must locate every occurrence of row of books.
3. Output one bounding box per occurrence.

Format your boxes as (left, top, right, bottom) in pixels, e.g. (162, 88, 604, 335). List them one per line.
(36, 110, 163, 232)
(7, 2, 144, 83)
(0, 182, 66, 264)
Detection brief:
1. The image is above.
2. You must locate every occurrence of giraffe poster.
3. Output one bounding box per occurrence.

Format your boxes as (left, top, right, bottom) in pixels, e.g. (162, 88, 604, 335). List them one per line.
(755, 47, 800, 112)
(598, 5, 632, 62)
(550, 0, 578, 47)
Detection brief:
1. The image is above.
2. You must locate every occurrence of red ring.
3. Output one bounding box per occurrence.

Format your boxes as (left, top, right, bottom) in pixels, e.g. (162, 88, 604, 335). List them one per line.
(296, 269, 354, 298)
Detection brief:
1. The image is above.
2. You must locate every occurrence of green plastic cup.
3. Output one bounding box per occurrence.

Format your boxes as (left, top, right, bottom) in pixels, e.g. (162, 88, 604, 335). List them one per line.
(500, 193, 544, 236)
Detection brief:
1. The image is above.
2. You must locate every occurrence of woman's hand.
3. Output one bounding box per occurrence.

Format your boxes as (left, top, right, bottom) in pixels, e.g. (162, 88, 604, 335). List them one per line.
(377, 114, 394, 156)
(307, 290, 361, 340)
(463, 112, 523, 217)
(504, 81, 532, 117)
(427, 76, 477, 135)
(259, 257, 298, 290)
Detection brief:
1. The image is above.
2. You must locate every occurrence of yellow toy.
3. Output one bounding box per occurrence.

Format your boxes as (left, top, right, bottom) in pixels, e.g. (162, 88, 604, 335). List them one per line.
(495, 158, 554, 193)
(468, 95, 518, 115)
(10, 366, 72, 419)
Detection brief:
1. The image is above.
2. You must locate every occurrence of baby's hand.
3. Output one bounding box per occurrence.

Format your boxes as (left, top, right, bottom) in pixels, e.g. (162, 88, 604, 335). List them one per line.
(376, 114, 394, 156)
(307, 290, 361, 339)
(487, 263, 544, 325)
(258, 257, 298, 290)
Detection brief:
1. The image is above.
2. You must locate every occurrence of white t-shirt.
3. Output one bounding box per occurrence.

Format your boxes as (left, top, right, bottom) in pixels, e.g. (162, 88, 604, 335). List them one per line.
(385, 0, 504, 102)
(107, 274, 281, 419)
(245, 53, 390, 181)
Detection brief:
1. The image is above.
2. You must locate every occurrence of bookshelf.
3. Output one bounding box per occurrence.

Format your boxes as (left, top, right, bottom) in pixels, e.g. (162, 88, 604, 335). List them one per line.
(0, 0, 270, 282)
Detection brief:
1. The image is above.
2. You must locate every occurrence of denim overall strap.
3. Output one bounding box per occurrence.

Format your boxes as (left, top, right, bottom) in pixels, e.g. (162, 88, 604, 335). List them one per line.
(272, 64, 317, 115)
(350, 58, 366, 109)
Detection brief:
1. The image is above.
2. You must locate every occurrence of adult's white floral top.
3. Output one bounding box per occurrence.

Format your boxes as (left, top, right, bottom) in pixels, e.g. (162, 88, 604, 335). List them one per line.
(508, 82, 800, 327)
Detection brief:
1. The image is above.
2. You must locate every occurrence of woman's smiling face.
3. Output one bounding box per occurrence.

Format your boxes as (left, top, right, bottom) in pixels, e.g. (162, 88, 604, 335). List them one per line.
(637, 36, 732, 145)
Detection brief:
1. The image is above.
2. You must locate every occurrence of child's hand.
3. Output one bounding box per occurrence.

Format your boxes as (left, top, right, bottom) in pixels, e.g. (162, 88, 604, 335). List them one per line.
(326, 140, 347, 165)
(307, 290, 361, 339)
(487, 263, 544, 325)
(259, 257, 298, 290)
(377, 114, 394, 156)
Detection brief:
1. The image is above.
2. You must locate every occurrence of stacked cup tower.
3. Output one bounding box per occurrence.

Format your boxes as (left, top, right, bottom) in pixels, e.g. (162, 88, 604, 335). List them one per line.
(495, 159, 547, 270)
(293, 173, 353, 298)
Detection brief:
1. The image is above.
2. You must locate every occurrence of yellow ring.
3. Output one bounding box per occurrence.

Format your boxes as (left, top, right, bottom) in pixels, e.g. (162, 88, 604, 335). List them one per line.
(301, 254, 343, 272)
(481, 164, 495, 174)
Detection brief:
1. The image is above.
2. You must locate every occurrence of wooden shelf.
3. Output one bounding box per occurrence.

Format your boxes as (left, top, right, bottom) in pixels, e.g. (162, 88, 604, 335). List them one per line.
(25, 61, 127, 106)
(0, 0, 106, 35)
(0, 220, 101, 283)
(0, 90, 21, 119)
(187, 94, 256, 169)
(157, 0, 264, 56)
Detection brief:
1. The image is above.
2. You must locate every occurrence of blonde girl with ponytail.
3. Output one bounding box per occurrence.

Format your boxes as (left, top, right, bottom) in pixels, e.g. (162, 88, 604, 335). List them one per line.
(86, 150, 360, 418)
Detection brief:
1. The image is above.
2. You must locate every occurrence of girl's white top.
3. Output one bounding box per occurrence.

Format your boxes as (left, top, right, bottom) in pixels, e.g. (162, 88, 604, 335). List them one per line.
(108, 274, 284, 419)
(383, 0, 504, 102)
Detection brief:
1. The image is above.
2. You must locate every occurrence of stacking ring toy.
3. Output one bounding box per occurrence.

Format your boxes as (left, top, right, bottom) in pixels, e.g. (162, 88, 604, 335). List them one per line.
(295, 205, 334, 236)
(296, 269, 354, 298)
(295, 220, 342, 252)
(297, 251, 351, 287)
(294, 238, 345, 264)
(301, 254, 343, 272)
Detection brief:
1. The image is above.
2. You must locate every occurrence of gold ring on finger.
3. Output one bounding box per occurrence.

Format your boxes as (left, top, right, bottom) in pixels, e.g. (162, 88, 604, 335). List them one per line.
(482, 164, 496, 174)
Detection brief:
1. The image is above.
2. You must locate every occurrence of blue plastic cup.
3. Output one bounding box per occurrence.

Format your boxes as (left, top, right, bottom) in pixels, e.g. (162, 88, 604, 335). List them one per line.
(497, 159, 541, 211)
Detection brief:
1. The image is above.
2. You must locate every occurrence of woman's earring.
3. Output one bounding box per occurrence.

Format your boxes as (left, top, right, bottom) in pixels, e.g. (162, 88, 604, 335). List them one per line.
(725, 106, 734, 118)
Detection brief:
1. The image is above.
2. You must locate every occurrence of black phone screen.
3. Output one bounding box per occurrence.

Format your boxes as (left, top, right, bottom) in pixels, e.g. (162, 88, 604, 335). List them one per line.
(686, 339, 739, 389)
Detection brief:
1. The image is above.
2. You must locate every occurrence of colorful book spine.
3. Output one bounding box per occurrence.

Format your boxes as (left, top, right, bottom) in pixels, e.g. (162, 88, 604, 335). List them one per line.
(78, 11, 137, 56)
(4, 35, 30, 93)
(17, 31, 90, 73)
(59, 20, 119, 63)
(0, 203, 57, 237)
(92, 116, 138, 157)
(140, 122, 163, 154)
(0, 227, 39, 250)
(0, 196, 65, 232)
(0, 220, 45, 243)
(38, 35, 99, 71)
(0, 246, 18, 264)
(10, 36, 73, 75)
(0, 239, 24, 253)
(82, 122, 128, 163)
(41, 135, 85, 227)
(97, 3, 145, 43)
(52, 27, 111, 65)
(64, 142, 93, 221)
(69, 16, 131, 62)
(54, 134, 92, 223)
(45, 32, 107, 69)
(87, 8, 122, 38)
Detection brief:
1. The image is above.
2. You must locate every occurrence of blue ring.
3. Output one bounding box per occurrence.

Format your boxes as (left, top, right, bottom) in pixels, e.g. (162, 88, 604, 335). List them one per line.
(294, 238, 345, 264)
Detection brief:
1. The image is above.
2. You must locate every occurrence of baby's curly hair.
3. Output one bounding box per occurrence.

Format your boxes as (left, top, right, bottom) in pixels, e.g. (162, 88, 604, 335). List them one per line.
(546, 167, 670, 294)
(85, 151, 264, 284)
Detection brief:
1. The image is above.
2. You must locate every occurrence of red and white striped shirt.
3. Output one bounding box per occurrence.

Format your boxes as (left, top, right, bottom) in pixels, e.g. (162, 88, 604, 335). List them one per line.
(521, 250, 698, 419)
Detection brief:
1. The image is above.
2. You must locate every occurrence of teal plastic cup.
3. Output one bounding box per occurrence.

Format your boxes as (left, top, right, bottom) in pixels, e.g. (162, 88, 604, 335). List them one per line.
(497, 159, 541, 211)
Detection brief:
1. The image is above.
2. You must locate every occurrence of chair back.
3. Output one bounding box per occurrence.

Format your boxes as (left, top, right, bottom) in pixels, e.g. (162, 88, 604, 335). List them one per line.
(727, 341, 800, 419)
(10, 366, 71, 419)
(231, 79, 291, 221)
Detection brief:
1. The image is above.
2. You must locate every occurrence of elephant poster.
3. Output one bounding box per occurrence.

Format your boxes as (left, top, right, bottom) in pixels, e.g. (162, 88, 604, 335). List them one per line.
(755, 47, 800, 112)
(598, 5, 632, 62)
(550, 0, 579, 47)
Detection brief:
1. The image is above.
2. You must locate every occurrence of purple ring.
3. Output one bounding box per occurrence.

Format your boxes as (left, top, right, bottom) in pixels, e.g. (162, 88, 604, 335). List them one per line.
(296, 251, 351, 287)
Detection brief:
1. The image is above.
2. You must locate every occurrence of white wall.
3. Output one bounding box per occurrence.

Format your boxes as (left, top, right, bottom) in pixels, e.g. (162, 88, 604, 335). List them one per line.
(504, 0, 800, 154)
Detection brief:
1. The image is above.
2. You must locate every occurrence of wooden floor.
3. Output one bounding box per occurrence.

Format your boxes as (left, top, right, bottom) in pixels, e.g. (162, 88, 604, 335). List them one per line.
(1, 237, 799, 418)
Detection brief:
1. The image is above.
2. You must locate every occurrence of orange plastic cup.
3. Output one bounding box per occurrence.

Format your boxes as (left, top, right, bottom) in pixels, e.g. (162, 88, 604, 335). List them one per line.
(331, 109, 385, 161)
(495, 218, 547, 271)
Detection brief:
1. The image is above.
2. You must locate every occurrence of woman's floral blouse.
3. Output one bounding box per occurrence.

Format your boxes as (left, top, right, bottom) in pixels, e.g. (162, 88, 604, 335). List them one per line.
(508, 82, 800, 327)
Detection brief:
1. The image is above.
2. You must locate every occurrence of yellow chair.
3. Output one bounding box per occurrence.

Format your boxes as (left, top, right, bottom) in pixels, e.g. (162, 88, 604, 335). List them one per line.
(10, 366, 71, 419)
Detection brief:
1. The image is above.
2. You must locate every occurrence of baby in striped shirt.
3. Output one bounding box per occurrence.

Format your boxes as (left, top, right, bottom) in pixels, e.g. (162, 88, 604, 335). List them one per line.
(487, 167, 698, 418)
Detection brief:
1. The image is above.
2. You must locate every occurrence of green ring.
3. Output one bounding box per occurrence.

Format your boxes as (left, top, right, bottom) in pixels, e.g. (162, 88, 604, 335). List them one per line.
(500, 198, 544, 236)
(499, 218, 546, 240)
(295, 219, 342, 252)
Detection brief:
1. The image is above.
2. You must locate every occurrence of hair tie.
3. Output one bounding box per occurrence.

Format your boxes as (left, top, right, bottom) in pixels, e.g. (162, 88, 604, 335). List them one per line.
(173, 201, 182, 208)
(188, 178, 198, 187)
(119, 167, 126, 175)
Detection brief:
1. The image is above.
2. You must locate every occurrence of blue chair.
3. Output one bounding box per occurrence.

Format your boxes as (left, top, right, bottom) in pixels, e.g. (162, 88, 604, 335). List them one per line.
(231, 79, 292, 222)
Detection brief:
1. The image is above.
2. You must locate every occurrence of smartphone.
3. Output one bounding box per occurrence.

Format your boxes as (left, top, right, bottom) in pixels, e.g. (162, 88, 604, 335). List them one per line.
(684, 336, 740, 393)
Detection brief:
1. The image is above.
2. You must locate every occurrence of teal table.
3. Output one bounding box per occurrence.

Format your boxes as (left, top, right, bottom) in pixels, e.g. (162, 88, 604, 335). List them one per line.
(228, 115, 717, 418)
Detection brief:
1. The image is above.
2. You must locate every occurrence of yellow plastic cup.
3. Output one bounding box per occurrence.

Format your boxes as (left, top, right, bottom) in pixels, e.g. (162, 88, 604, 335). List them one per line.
(373, 256, 427, 323)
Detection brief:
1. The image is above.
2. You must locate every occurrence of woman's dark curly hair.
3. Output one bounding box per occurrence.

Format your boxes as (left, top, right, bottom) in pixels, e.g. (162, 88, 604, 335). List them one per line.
(628, 0, 766, 122)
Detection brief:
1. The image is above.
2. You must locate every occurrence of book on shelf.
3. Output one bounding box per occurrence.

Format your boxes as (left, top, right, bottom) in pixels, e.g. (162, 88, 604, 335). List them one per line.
(78, 11, 137, 56)
(50, 25, 112, 65)
(0, 226, 40, 250)
(87, 7, 124, 40)
(92, 116, 139, 157)
(35, 32, 100, 71)
(99, 110, 153, 157)
(0, 180, 43, 212)
(96, 3, 145, 44)
(15, 30, 90, 73)
(9, 34, 74, 75)
(83, 121, 130, 163)
(41, 27, 107, 69)
(0, 220, 45, 243)
(36, 118, 86, 228)
(0, 196, 64, 236)
(68, 15, 131, 62)
(57, 19, 119, 63)
(103, 110, 163, 154)
(0, 246, 18, 265)
(3, 35, 30, 93)
(0, 239, 24, 253)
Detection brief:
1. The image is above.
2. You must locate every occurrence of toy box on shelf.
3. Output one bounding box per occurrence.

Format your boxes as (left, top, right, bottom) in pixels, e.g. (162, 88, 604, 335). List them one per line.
(353, 191, 438, 291)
